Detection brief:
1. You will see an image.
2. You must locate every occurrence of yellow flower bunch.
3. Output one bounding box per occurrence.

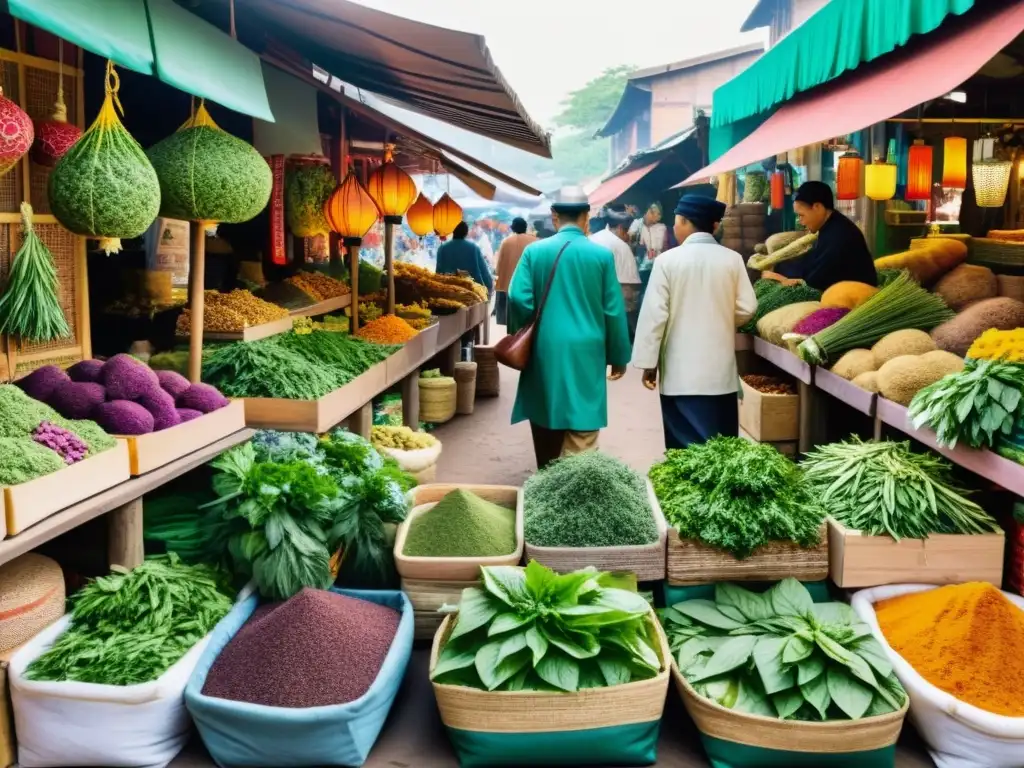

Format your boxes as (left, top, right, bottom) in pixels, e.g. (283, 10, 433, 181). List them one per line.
(967, 328, 1024, 363)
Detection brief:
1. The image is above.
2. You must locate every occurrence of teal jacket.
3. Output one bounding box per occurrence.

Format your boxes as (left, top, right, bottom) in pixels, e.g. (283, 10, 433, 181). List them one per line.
(508, 225, 631, 431)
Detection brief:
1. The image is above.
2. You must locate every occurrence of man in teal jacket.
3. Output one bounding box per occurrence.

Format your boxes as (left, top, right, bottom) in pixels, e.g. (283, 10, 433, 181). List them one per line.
(508, 186, 632, 469)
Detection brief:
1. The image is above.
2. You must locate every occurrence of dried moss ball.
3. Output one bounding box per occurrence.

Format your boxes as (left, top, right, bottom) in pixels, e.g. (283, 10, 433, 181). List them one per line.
(100, 354, 159, 401)
(285, 159, 335, 237)
(177, 408, 203, 423)
(67, 359, 104, 383)
(93, 400, 154, 435)
(156, 370, 191, 400)
(15, 365, 69, 403)
(177, 382, 228, 414)
(147, 120, 271, 225)
(136, 389, 181, 431)
(49, 381, 106, 420)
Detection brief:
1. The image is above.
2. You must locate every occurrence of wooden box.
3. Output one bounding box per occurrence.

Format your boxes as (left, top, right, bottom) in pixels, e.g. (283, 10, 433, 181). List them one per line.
(401, 577, 476, 641)
(739, 428, 797, 458)
(118, 400, 245, 476)
(3, 441, 130, 537)
(180, 316, 294, 343)
(667, 524, 828, 586)
(827, 517, 1006, 588)
(435, 309, 468, 351)
(288, 293, 351, 318)
(384, 324, 438, 386)
(738, 379, 799, 442)
(242, 361, 388, 432)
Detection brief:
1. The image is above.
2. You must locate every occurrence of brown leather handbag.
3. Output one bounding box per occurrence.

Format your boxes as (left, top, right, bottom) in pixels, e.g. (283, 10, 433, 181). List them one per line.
(493, 241, 571, 370)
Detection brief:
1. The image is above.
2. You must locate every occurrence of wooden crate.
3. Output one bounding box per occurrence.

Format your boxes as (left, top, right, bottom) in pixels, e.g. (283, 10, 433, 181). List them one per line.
(667, 524, 828, 586)
(739, 428, 797, 458)
(3, 441, 130, 537)
(738, 379, 798, 442)
(435, 309, 468, 351)
(384, 324, 439, 386)
(828, 517, 1006, 588)
(401, 577, 476, 641)
(178, 316, 293, 343)
(288, 293, 351, 318)
(118, 400, 246, 476)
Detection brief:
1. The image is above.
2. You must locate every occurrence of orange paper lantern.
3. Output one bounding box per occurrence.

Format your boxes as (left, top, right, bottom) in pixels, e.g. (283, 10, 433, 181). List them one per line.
(770, 171, 785, 209)
(323, 172, 379, 243)
(836, 151, 863, 201)
(366, 145, 417, 223)
(406, 192, 433, 237)
(906, 140, 933, 201)
(942, 136, 967, 189)
(432, 193, 463, 239)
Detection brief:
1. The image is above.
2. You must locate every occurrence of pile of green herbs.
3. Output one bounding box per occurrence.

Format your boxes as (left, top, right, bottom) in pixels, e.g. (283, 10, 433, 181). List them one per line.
(649, 437, 824, 558)
(909, 359, 1024, 450)
(662, 579, 906, 721)
(801, 438, 999, 539)
(739, 281, 821, 335)
(25, 555, 232, 685)
(202, 331, 397, 399)
(432, 562, 661, 692)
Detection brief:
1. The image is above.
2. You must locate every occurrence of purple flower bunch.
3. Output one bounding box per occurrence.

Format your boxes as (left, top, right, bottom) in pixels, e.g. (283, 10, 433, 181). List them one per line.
(32, 420, 88, 465)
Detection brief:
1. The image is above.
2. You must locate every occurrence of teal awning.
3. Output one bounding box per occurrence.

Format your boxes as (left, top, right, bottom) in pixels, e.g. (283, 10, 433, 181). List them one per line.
(711, 0, 976, 160)
(6, 0, 273, 121)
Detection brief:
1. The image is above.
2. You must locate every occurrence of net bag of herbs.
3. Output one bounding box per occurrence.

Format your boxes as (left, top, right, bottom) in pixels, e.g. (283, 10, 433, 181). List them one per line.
(285, 155, 335, 238)
(48, 62, 160, 255)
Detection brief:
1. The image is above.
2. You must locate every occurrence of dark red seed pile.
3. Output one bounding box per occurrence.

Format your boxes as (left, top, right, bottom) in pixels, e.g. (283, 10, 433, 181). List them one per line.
(201, 588, 401, 708)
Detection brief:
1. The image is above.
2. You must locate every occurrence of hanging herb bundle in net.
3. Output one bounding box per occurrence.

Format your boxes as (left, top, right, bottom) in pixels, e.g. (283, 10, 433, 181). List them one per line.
(147, 102, 271, 228)
(798, 271, 954, 365)
(48, 62, 160, 255)
(285, 157, 335, 237)
(0, 203, 70, 342)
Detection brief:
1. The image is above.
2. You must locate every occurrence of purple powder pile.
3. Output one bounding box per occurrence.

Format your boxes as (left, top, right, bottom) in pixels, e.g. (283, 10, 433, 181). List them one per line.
(201, 588, 401, 708)
(792, 307, 851, 336)
(32, 421, 88, 464)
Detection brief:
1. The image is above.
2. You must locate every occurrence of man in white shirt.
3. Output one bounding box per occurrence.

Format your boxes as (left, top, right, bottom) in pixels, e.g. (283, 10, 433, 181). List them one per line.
(632, 195, 757, 449)
(589, 205, 643, 342)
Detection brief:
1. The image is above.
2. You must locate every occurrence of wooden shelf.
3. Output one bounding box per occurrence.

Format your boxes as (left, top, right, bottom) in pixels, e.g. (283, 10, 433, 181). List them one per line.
(288, 294, 351, 318)
(735, 333, 754, 352)
(386, 325, 440, 387)
(435, 308, 468, 350)
(753, 337, 813, 384)
(178, 316, 294, 343)
(815, 367, 877, 416)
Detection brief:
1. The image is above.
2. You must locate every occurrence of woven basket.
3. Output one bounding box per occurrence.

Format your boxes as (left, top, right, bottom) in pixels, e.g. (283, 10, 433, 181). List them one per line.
(401, 577, 475, 641)
(998, 274, 1024, 302)
(524, 481, 668, 581)
(454, 361, 477, 415)
(420, 376, 457, 423)
(968, 238, 1024, 275)
(0, 554, 65, 654)
(666, 525, 828, 586)
(474, 346, 500, 397)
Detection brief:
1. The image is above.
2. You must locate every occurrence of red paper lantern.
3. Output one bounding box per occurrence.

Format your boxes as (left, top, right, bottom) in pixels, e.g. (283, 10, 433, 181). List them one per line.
(31, 80, 81, 167)
(432, 193, 463, 239)
(906, 140, 934, 201)
(836, 151, 863, 201)
(0, 88, 33, 178)
(770, 171, 785, 209)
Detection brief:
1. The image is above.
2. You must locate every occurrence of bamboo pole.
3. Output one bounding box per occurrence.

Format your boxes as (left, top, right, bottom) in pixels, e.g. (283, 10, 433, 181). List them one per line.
(346, 239, 360, 331)
(384, 219, 396, 315)
(188, 223, 207, 383)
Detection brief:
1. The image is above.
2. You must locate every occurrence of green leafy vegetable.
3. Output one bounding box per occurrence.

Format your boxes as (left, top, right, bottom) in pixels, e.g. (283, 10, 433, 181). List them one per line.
(432, 562, 662, 692)
(740, 281, 822, 335)
(285, 159, 335, 238)
(661, 579, 906, 721)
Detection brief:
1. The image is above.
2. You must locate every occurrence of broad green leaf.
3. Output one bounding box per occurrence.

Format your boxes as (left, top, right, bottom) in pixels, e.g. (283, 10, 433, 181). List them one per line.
(796, 655, 825, 685)
(489, 612, 534, 637)
(815, 633, 854, 666)
(524, 560, 551, 598)
(504, 665, 531, 692)
(542, 624, 601, 660)
(691, 635, 757, 683)
(536, 652, 580, 692)
(752, 636, 794, 695)
(769, 579, 814, 618)
(677, 636, 715, 667)
(597, 656, 632, 687)
(578, 660, 606, 689)
(717, 583, 773, 622)
(717, 604, 747, 624)
(559, 589, 649, 626)
(677, 599, 745, 630)
(660, 606, 694, 628)
(431, 646, 476, 679)
(450, 587, 499, 641)
(733, 678, 773, 716)
(772, 688, 804, 719)
(525, 625, 548, 665)
(481, 566, 531, 608)
(705, 677, 738, 707)
(782, 635, 814, 665)
(596, 571, 638, 592)
(800, 672, 830, 719)
(606, 631, 661, 672)
(475, 640, 530, 691)
(851, 637, 892, 680)
(865, 691, 897, 717)
(827, 666, 873, 719)
(548, 569, 599, 604)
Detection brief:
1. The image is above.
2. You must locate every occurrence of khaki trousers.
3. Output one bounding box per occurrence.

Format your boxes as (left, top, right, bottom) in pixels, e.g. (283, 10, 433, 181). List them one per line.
(530, 424, 599, 469)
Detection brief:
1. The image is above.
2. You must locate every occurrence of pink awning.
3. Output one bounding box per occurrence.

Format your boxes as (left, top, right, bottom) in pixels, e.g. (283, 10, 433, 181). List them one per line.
(590, 160, 662, 209)
(678, 1, 1024, 186)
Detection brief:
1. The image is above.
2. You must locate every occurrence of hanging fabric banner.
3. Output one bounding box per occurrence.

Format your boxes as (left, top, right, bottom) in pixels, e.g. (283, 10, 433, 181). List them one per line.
(266, 155, 287, 265)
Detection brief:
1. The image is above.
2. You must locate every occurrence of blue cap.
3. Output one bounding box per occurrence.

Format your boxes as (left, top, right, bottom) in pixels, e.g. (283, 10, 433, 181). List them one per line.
(674, 195, 726, 225)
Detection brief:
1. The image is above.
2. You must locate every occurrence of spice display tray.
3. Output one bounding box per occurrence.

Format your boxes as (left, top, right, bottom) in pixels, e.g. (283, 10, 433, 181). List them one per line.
(179, 315, 294, 343)
(118, 400, 246, 476)
(753, 337, 813, 384)
(242, 361, 388, 432)
(467, 302, 488, 329)
(738, 379, 799, 442)
(401, 577, 476, 641)
(524, 481, 668, 581)
(827, 517, 1005, 588)
(3, 441, 131, 537)
(814, 366, 876, 416)
(385, 324, 439, 387)
(434, 308, 468, 352)
(666, 524, 828, 586)
(396, 484, 524, 581)
(288, 293, 351, 318)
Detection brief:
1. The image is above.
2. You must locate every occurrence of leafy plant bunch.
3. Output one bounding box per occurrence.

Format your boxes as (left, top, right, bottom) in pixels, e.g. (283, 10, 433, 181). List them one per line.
(801, 438, 998, 539)
(649, 437, 824, 558)
(431, 562, 662, 693)
(662, 580, 906, 721)
(909, 358, 1024, 450)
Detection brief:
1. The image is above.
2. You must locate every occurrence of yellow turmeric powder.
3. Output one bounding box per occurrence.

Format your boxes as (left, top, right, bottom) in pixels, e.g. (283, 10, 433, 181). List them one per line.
(876, 583, 1024, 716)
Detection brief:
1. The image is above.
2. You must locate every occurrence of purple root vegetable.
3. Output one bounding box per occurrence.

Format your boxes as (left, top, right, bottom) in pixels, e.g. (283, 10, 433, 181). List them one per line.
(92, 400, 155, 435)
(176, 382, 229, 414)
(100, 354, 160, 402)
(176, 408, 203, 423)
(793, 307, 851, 337)
(15, 366, 70, 403)
(156, 369, 191, 400)
(135, 388, 181, 431)
(32, 421, 88, 464)
(66, 359, 105, 383)
(48, 381, 106, 420)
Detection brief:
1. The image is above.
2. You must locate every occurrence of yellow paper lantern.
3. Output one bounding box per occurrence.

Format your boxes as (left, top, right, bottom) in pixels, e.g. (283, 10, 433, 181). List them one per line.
(405, 192, 433, 237)
(942, 136, 967, 189)
(432, 193, 463, 238)
(366, 145, 417, 222)
(323, 172, 379, 243)
(973, 159, 1012, 208)
(864, 160, 897, 201)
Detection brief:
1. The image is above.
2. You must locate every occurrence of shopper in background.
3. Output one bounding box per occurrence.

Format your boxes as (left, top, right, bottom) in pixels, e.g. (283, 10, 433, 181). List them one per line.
(508, 186, 631, 469)
(629, 201, 669, 262)
(436, 221, 493, 295)
(494, 217, 536, 327)
(632, 195, 757, 449)
(590, 204, 642, 343)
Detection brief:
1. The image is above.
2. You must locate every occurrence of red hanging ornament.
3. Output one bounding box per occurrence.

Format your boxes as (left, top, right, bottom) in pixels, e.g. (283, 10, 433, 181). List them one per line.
(770, 171, 785, 209)
(31, 77, 81, 167)
(0, 87, 33, 178)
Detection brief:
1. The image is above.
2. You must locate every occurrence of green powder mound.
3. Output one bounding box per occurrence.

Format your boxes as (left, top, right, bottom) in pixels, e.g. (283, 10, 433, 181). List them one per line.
(404, 489, 516, 557)
(524, 452, 657, 548)
(0, 385, 113, 454)
(0, 438, 66, 485)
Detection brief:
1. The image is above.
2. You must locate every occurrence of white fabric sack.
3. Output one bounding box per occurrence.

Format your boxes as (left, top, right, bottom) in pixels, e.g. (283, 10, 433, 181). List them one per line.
(9, 615, 210, 768)
(379, 440, 442, 473)
(852, 584, 1024, 768)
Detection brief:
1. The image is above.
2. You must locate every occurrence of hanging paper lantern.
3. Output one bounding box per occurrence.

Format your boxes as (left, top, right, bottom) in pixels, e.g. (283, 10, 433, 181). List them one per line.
(366, 145, 417, 223)
(836, 151, 863, 201)
(323, 172, 379, 243)
(432, 193, 463, 239)
(905, 140, 933, 201)
(405, 192, 433, 237)
(942, 136, 967, 189)
(0, 87, 33, 178)
(769, 171, 785, 210)
(864, 160, 897, 201)
(973, 159, 1013, 208)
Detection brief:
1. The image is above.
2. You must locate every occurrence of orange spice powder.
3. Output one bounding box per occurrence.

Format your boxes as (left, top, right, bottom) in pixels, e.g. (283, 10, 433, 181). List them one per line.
(355, 314, 418, 345)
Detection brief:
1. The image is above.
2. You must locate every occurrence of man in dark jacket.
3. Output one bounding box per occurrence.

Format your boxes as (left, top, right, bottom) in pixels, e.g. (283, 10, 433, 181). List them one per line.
(784, 181, 877, 290)
(435, 221, 493, 294)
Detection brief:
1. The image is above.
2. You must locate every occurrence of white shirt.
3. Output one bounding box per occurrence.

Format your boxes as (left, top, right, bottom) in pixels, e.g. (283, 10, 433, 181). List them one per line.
(589, 228, 641, 285)
(628, 219, 668, 258)
(632, 233, 757, 396)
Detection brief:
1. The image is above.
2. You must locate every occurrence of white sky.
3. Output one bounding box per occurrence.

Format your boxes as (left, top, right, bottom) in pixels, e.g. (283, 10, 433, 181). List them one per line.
(355, 0, 767, 126)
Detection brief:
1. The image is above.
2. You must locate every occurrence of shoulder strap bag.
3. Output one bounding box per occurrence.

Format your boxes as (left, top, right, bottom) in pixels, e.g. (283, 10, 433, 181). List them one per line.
(493, 241, 571, 371)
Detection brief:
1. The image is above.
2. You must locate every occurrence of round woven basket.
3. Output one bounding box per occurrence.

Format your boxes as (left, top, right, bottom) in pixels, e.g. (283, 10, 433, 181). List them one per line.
(0, 553, 65, 654)
(420, 376, 457, 423)
(474, 345, 500, 397)
(454, 361, 477, 415)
